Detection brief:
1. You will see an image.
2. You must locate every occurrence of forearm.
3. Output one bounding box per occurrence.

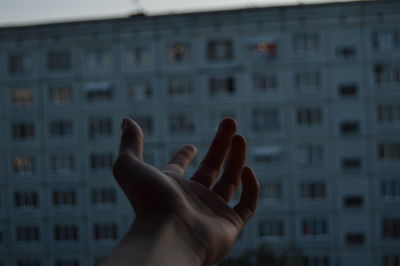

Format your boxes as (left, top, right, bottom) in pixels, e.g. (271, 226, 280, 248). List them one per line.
(98, 215, 206, 266)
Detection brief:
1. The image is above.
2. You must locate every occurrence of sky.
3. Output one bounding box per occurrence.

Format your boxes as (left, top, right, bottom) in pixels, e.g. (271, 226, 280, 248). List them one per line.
(0, 0, 362, 27)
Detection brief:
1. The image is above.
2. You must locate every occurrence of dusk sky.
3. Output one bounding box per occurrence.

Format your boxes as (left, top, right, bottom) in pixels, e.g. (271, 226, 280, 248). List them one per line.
(0, 0, 361, 27)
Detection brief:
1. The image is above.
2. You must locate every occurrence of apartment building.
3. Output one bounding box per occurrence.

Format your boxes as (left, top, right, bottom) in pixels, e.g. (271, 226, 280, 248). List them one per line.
(0, 1, 399, 265)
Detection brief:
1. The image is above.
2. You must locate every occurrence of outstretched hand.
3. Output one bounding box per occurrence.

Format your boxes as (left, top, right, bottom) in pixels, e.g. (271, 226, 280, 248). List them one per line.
(111, 117, 259, 265)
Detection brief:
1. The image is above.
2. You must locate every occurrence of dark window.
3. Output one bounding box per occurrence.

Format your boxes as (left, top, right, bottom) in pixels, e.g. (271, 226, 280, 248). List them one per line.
(8, 54, 30, 75)
(12, 123, 35, 140)
(346, 233, 365, 245)
(50, 120, 73, 138)
(382, 218, 400, 239)
(209, 77, 235, 96)
(340, 121, 360, 135)
(207, 40, 233, 60)
(338, 84, 358, 97)
(47, 51, 71, 71)
(337, 46, 357, 58)
(344, 195, 363, 208)
(342, 158, 361, 170)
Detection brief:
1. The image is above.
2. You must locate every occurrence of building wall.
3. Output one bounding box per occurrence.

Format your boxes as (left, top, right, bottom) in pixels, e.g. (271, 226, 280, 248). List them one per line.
(0, 1, 400, 266)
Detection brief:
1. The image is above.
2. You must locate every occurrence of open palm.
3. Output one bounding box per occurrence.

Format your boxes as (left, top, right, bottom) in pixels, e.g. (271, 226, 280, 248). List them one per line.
(113, 117, 259, 265)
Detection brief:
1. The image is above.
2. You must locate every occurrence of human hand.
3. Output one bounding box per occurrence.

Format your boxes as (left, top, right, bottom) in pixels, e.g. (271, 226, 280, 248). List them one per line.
(112, 117, 259, 265)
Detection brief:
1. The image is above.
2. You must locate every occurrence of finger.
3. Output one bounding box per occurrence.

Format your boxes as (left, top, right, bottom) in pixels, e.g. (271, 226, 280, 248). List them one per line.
(119, 117, 144, 160)
(212, 135, 246, 201)
(234, 167, 259, 225)
(164, 144, 197, 175)
(191, 118, 237, 187)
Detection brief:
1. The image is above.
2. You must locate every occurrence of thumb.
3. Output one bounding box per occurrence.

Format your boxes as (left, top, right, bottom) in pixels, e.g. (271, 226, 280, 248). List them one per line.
(119, 117, 144, 160)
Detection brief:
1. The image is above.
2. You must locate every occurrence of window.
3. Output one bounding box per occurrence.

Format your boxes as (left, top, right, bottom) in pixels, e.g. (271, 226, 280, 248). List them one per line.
(51, 154, 75, 174)
(381, 180, 400, 201)
(168, 113, 194, 134)
(89, 118, 112, 138)
(127, 81, 152, 101)
(382, 218, 400, 239)
(168, 79, 192, 97)
(12, 156, 36, 176)
(53, 225, 79, 241)
(12, 123, 35, 140)
(209, 77, 235, 96)
(85, 82, 113, 102)
(258, 220, 284, 237)
(126, 46, 152, 66)
(341, 157, 362, 170)
(379, 143, 400, 161)
(253, 147, 281, 166)
(374, 64, 400, 85)
(336, 46, 357, 59)
(343, 195, 363, 208)
(130, 115, 153, 135)
(297, 144, 323, 166)
(93, 223, 118, 241)
(297, 108, 322, 127)
(252, 108, 280, 132)
(303, 256, 330, 266)
(52, 190, 77, 208)
(49, 120, 73, 138)
(340, 121, 360, 135)
(85, 47, 112, 69)
(301, 218, 328, 237)
(252, 74, 278, 92)
(55, 259, 80, 266)
(294, 71, 321, 89)
(11, 88, 34, 107)
(47, 51, 71, 71)
(293, 33, 319, 54)
(261, 182, 283, 200)
(207, 40, 233, 60)
(249, 40, 277, 60)
(168, 43, 188, 62)
(338, 84, 357, 97)
(8, 53, 31, 75)
(90, 153, 114, 171)
(16, 259, 40, 266)
(383, 255, 400, 266)
(299, 182, 326, 200)
(377, 105, 400, 124)
(49, 86, 72, 104)
(346, 233, 365, 245)
(16, 226, 40, 243)
(372, 30, 399, 51)
(14, 192, 39, 209)
(91, 188, 116, 207)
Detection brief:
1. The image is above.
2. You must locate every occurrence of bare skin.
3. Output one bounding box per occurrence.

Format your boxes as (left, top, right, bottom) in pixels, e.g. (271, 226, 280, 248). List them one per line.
(99, 117, 259, 266)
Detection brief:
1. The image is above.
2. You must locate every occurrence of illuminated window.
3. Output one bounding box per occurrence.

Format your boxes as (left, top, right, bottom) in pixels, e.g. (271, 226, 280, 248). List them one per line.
(12, 156, 36, 175)
(49, 86, 72, 104)
(169, 43, 188, 62)
(11, 88, 34, 107)
(249, 40, 277, 60)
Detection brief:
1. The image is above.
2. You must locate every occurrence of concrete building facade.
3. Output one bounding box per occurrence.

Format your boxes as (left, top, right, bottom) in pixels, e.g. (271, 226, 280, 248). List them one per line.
(0, 1, 399, 265)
